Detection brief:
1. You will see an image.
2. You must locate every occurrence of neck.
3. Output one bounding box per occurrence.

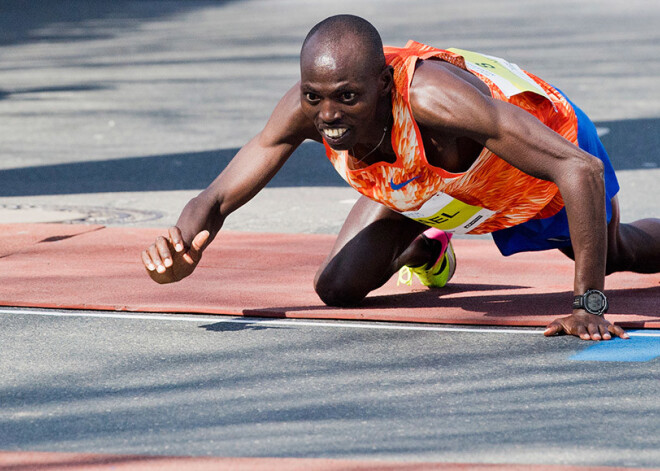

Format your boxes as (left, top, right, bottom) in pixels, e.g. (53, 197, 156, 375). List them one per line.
(350, 96, 393, 165)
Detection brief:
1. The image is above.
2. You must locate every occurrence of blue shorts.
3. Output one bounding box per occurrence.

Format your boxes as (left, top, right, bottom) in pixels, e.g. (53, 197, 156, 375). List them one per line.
(491, 91, 620, 256)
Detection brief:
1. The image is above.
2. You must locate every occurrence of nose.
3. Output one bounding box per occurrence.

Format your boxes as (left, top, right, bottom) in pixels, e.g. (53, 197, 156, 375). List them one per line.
(319, 99, 341, 123)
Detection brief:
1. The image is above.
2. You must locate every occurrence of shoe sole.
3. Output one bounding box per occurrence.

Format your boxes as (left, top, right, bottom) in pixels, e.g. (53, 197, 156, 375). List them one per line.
(445, 241, 456, 284)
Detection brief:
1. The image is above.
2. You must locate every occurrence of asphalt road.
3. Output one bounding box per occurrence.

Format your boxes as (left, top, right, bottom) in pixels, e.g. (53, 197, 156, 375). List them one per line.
(0, 0, 659, 468)
(1, 308, 659, 468)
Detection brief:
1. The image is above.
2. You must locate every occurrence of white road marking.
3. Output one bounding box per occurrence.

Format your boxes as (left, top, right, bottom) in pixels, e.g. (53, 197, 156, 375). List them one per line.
(1, 307, 658, 337)
(0, 307, 544, 334)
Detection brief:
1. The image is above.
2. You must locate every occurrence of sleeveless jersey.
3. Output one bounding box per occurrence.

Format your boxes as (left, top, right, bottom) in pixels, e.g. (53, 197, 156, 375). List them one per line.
(323, 41, 579, 234)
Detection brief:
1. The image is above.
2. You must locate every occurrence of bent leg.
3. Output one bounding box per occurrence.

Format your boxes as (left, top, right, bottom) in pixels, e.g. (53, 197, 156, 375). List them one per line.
(314, 196, 431, 306)
(560, 196, 660, 274)
(605, 196, 660, 274)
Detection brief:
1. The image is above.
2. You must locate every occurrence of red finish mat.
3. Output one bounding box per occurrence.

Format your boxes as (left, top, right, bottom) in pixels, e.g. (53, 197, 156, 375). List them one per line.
(0, 224, 658, 328)
(1, 451, 654, 471)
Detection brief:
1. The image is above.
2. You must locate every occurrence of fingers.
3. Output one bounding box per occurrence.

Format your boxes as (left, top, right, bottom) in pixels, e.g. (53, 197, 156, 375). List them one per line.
(142, 227, 209, 271)
(584, 319, 629, 341)
(544, 321, 563, 337)
(578, 319, 609, 341)
(142, 227, 209, 284)
(168, 226, 185, 253)
(192, 230, 210, 251)
(576, 324, 591, 341)
(149, 236, 172, 273)
(608, 323, 630, 340)
(544, 314, 629, 341)
(586, 322, 602, 341)
(141, 249, 156, 272)
(599, 323, 612, 341)
(141, 227, 186, 272)
(142, 235, 174, 274)
(182, 230, 210, 265)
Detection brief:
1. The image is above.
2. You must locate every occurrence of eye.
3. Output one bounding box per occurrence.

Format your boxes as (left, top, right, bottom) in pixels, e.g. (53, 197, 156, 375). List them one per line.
(340, 92, 356, 103)
(304, 92, 320, 104)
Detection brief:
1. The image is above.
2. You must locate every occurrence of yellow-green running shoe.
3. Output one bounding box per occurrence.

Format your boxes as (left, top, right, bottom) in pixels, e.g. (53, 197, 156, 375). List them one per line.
(398, 230, 456, 288)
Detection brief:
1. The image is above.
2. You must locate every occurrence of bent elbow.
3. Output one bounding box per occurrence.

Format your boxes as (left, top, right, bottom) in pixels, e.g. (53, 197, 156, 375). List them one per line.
(565, 154, 605, 187)
(583, 157, 605, 193)
(587, 155, 605, 180)
(557, 154, 606, 207)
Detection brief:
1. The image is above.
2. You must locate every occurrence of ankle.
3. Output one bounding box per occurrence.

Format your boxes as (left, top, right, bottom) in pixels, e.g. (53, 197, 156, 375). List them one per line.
(404, 235, 441, 269)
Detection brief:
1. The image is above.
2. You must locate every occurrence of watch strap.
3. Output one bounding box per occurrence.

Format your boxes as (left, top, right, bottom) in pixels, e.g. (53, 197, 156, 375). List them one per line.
(572, 295, 584, 311)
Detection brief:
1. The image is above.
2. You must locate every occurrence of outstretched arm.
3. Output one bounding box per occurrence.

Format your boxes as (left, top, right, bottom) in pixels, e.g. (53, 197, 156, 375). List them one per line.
(410, 62, 627, 340)
(142, 82, 318, 283)
(480, 102, 627, 340)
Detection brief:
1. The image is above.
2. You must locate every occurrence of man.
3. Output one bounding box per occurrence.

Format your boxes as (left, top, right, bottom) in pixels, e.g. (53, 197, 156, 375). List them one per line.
(141, 15, 659, 341)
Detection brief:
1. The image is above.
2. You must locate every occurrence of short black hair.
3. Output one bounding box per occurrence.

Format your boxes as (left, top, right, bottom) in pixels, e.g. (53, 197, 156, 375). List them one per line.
(301, 15, 385, 75)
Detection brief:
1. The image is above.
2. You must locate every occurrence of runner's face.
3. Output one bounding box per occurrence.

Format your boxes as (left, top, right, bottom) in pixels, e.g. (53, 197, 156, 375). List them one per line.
(300, 50, 384, 150)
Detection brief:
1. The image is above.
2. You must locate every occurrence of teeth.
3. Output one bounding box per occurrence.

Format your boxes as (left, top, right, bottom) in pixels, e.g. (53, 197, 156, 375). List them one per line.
(324, 128, 347, 139)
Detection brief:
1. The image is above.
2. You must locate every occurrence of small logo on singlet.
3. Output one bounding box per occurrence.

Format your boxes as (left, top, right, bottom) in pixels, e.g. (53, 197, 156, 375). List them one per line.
(389, 175, 420, 190)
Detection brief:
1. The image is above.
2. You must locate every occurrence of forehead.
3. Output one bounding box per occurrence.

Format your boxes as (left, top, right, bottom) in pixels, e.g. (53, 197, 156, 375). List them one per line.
(300, 39, 375, 87)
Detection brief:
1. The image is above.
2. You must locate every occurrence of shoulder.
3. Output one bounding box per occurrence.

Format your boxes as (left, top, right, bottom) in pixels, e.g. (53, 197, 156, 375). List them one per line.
(408, 60, 497, 135)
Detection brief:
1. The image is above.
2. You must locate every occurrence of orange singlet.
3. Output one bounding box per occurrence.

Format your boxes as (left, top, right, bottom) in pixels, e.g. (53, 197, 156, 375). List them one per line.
(323, 41, 579, 235)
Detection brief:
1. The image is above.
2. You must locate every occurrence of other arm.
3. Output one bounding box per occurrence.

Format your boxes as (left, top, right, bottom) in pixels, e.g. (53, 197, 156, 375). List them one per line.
(142, 83, 318, 283)
(410, 62, 626, 340)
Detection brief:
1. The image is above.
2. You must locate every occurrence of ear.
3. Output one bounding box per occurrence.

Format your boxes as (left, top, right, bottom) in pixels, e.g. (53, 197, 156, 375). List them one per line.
(378, 65, 394, 96)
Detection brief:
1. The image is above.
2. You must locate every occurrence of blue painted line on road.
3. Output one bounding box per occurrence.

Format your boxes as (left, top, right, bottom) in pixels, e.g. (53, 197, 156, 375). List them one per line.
(570, 330, 660, 362)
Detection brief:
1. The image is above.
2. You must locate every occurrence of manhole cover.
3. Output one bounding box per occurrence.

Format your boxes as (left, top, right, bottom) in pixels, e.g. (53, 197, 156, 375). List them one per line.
(0, 204, 163, 225)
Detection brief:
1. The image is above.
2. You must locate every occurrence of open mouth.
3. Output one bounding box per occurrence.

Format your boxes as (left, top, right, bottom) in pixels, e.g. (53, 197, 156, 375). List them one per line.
(323, 127, 347, 139)
(321, 127, 351, 147)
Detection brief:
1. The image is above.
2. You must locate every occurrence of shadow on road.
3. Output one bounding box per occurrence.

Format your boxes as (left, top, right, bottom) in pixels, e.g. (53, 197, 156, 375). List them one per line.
(0, 0, 233, 46)
(1, 118, 657, 197)
(0, 142, 346, 197)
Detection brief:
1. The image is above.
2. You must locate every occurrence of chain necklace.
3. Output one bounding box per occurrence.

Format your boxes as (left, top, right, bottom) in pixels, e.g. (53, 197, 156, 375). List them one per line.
(351, 123, 388, 164)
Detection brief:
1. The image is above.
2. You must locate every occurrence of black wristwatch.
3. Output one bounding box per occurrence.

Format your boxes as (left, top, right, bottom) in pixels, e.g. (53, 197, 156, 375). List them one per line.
(573, 289, 609, 316)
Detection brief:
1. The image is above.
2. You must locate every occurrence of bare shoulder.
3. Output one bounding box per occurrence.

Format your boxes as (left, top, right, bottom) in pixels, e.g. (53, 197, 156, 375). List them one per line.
(409, 60, 496, 135)
(261, 82, 320, 147)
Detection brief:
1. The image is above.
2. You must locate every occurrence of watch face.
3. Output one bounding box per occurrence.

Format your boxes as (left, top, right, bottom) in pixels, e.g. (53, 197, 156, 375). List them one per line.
(586, 291, 604, 312)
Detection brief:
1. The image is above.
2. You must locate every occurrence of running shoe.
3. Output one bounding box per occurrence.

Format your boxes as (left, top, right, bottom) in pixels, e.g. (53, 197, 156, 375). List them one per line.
(397, 230, 456, 288)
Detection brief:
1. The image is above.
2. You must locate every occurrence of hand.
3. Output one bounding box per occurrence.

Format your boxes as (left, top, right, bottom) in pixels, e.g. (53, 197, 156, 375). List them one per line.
(141, 227, 210, 284)
(544, 310, 629, 341)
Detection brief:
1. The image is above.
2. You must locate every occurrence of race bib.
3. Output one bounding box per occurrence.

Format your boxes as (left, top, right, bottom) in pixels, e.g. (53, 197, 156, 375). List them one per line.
(401, 192, 495, 234)
(448, 48, 550, 100)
